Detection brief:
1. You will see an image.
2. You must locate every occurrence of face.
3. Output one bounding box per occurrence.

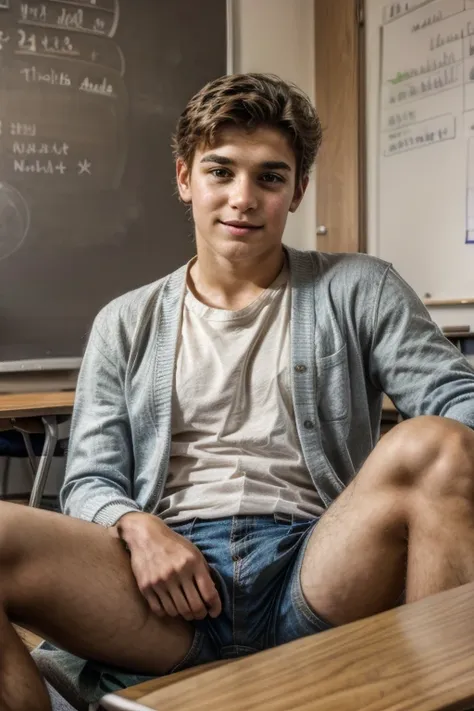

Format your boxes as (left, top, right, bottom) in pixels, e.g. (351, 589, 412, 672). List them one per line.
(176, 125, 308, 264)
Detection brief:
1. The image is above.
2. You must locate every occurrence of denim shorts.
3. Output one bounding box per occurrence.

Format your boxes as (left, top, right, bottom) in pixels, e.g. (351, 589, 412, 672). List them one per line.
(169, 514, 332, 667)
(35, 514, 332, 703)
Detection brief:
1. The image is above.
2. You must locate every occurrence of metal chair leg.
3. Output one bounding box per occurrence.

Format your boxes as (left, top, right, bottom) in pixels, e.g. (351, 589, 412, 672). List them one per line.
(28, 416, 58, 508)
(20, 431, 37, 481)
(0, 456, 11, 498)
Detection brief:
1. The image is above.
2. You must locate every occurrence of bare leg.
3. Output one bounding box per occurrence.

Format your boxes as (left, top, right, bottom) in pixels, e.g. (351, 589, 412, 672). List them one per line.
(0, 606, 51, 711)
(0, 502, 194, 711)
(300, 416, 474, 625)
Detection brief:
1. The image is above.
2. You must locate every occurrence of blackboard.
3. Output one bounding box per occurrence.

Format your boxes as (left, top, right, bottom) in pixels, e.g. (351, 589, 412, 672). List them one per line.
(0, 0, 227, 368)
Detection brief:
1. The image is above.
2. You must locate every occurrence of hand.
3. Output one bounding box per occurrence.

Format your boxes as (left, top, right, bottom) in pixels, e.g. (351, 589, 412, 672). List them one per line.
(115, 512, 222, 622)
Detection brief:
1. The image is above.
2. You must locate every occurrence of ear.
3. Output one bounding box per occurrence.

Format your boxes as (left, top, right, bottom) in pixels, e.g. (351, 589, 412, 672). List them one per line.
(289, 176, 309, 213)
(176, 157, 192, 203)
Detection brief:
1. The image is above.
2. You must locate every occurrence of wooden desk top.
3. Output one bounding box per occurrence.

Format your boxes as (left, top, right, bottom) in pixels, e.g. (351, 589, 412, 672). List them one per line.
(111, 582, 474, 711)
(0, 391, 75, 419)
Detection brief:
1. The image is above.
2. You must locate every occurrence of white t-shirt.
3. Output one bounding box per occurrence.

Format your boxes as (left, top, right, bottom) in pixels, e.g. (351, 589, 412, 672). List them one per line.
(158, 257, 324, 523)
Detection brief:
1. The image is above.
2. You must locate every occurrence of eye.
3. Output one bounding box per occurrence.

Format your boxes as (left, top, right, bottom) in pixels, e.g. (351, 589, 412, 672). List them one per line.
(210, 168, 231, 179)
(260, 173, 285, 184)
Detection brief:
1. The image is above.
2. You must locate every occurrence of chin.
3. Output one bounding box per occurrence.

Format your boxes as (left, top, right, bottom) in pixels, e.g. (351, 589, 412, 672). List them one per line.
(219, 241, 265, 260)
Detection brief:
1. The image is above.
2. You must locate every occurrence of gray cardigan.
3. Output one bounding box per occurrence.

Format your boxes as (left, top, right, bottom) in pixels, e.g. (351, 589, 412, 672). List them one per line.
(61, 247, 474, 526)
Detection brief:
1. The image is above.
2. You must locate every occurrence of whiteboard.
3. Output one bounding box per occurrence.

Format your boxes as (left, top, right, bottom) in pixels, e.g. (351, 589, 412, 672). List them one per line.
(367, 0, 474, 325)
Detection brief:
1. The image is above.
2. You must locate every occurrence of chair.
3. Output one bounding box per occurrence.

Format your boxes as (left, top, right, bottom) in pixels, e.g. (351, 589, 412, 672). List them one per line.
(0, 418, 66, 507)
(46, 681, 79, 711)
(32, 644, 91, 711)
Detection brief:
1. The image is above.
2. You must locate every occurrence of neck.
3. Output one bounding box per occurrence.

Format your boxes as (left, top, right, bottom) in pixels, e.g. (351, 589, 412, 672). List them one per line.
(188, 245, 285, 311)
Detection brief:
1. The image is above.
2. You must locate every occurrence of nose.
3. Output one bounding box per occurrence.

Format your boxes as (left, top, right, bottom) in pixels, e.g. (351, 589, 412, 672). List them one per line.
(228, 176, 258, 212)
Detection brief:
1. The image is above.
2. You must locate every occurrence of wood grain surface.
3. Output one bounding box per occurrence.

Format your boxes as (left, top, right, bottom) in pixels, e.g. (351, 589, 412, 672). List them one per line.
(112, 582, 474, 711)
(0, 391, 75, 419)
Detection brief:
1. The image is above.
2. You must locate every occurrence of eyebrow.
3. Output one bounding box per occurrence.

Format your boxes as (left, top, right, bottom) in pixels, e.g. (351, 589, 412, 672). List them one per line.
(200, 153, 292, 171)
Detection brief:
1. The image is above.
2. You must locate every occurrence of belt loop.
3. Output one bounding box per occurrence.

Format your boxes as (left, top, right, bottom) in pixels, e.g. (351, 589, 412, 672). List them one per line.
(273, 512, 293, 524)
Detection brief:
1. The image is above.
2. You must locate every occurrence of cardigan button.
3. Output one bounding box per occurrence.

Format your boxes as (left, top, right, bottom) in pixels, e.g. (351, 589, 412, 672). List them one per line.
(304, 420, 315, 430)
(294, 364, 307, 373)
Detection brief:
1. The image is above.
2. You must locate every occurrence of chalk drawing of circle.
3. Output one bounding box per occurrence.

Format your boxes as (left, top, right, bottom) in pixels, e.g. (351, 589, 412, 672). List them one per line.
(0, 183, 30, 262)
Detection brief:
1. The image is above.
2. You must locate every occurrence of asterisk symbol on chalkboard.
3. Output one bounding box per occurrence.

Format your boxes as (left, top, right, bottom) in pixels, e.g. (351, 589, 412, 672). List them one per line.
(78, 160, 92, 175)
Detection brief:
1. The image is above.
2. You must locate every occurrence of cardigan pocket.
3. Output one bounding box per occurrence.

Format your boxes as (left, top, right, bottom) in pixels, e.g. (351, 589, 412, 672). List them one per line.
(316, 343, 350, 423)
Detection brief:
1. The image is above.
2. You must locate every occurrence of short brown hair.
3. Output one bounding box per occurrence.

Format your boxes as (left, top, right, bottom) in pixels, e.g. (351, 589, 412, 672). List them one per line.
(172, 73, 322, 184)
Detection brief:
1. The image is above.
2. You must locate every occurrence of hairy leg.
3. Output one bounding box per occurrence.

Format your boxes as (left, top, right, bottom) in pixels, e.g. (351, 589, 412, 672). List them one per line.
(300, 416, 474, 626)
(1, 605, 51, 711)
(0, 502, 194, 711)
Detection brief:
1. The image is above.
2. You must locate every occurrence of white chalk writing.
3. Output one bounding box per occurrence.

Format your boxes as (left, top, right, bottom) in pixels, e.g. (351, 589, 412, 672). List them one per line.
(13, 159, 67, 174)
(79, 76, 113, 96)
(12, 141, 69, 156)
(78, 159, 92, 174)
(18, 2, 115, 37)
(92, 17, 105, 32)
(57, 8, 84, 30)
(0, 30, 10, 50)
(21, 2, 46, 22)
(40, 33, 74, 54)
(20, 65, 71, 86)
(10, 122, 37, 137)
(18, 29, 36, 52)
(56, 0, 98, 4)
(16, 30, 77, 56)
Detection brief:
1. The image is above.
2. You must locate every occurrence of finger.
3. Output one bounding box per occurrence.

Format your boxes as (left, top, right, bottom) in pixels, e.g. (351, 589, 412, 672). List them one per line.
(194, 567, 222, 618)
(154, 585, 179, 617)
(167, 582, 194, 621)
(180, 579, 209, 620)
(143, 590, 165, 618)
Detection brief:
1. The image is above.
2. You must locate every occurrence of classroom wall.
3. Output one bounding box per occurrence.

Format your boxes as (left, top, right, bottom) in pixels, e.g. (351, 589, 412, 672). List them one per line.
(232, 0, 317, 251)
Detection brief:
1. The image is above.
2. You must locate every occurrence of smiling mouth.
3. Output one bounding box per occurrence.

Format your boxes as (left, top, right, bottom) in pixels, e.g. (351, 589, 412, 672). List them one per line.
(220, 221, 263, 229)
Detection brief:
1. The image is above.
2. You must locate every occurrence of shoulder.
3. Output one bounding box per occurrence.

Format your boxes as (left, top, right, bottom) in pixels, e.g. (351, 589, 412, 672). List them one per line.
(285, 246, 392, 294)
(91, 262, 187, 348)
(95, 278, 165, 327)
(286, 246, 389, 279)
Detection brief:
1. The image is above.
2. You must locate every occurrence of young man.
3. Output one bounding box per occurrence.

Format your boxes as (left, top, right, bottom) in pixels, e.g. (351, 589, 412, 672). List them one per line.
(2, 73, 474, 711)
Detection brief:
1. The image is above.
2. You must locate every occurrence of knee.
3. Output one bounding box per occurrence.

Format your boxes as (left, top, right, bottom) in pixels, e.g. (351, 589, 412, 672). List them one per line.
(383, 416, 474, 500)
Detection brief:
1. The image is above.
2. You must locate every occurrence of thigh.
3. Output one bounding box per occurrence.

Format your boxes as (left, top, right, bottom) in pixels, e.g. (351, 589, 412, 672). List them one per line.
(0, 502, 194, 676)
(299, 446, 409, 626)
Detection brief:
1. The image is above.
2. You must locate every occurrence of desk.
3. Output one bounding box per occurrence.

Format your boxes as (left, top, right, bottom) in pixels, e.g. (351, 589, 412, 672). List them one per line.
(102, 581, 474, 711)
(0, 391, 75, 507)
